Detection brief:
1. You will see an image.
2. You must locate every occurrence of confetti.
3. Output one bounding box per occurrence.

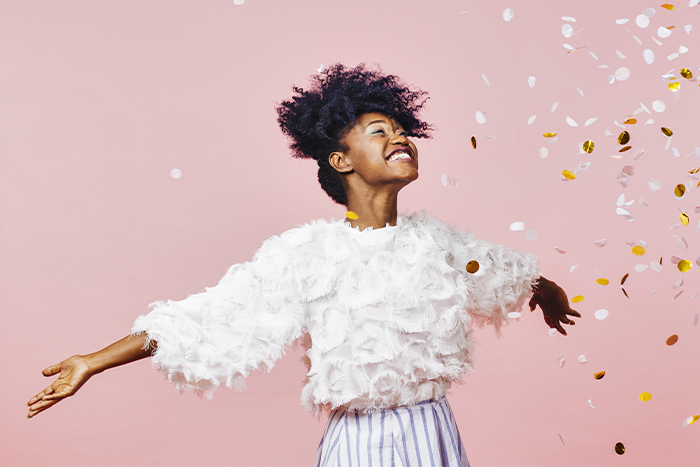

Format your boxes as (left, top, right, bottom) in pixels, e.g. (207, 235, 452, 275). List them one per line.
(616, 18, 629, 25)
(551, 101, 559, 113)
(681, 213, 689, 226)
(618, 131, 630, 145)
(441, 174, 459, 188)
(652, 100, 666, 112)
(562, 170, 575, 180)
(631, 246, 646, 255)
(475, 111, 486, 124)
(570, 265, 578, 273)
(584, 118, 597, 127)
(578, 354, 587, 364)
(528, 76, 536, 88)
(621, 273, 629, 285)
(619, 145, 632, 152)
(471, 136, 476, 149)
(675, 184, 685, 197)
(695, 314, 699, 326)
(595, 309, 609, 320)
(566, 116, 579, 127)
(507, 312, 521, 319)
(466, 260, 480, 274)
(590, 51, 599, 60)
(668, 80, 680, 92)
(539, 147, 548, 159)
(572, 295, 584, 303)
(503, 8, 514, 22)
(615, 443, 625, 455)
(643, 49, 655, 64)
(594, 239, 607, 247)
(233, 0, 244, 4)
(556, 356, 567, 368)
(482, 74, 490, 86)
(554, 247, 566, 254)
(582, 140, 594, 153)
(658, 26, 673, 38)
(666, 334, 678, 345)
(526, 229, 538, 241)
(588, 399, 597, 409)
(510, 222, 524, 231)
(624, 118, 637, 124)
(678, 260, 692, 272)
(680, 68, 693, 79)
(346, 211, 359, 220)
(639, 392, 652, 402)
(543, 132, 557, 138)
(562, 24, 574, 37)
(682, 415, 700, 427)
(594, 371, 606, 380)
(643, 7, 656, 18)
(661, 4, 674, 10)
(615, 50, 626, 59)
(562, 16, 576, 22)
(170, 168, 181, 179)
(636, 14, 650, 28)
(649, 178, 662, 192)
(650, 261, 662, 272)
(559, 434, 565, 444)
(635, 264, 648, 272)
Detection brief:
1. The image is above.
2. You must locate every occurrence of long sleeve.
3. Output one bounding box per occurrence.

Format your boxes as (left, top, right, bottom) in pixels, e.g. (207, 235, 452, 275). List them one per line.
(131, 234, 307, 398)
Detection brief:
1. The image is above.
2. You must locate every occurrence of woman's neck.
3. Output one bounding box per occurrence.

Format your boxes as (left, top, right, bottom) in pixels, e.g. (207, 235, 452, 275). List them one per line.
(345, 192, 399, 231)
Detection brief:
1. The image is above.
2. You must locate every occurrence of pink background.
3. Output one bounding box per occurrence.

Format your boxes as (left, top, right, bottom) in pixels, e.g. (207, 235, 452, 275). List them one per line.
(2, 0, 699, 465)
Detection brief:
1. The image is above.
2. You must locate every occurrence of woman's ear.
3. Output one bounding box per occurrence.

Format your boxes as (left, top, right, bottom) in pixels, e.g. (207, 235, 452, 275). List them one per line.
(329, 152, 353, 174)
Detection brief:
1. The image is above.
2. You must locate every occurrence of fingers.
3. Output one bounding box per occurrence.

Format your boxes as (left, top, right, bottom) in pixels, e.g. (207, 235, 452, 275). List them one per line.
(567, 308, 582, 318)
(528, 296, 538, 312)
(42, 363, 62, 377)
(27, 398, 59, 419)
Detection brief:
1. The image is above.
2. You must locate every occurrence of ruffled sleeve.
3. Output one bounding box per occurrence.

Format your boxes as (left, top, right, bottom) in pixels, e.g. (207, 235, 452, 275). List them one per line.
(440, 220, 541, 334)
(131, 233, 307, 398)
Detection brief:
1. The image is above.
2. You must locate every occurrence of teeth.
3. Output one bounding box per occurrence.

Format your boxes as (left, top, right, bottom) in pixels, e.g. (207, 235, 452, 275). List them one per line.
(388, 151, 411, 161)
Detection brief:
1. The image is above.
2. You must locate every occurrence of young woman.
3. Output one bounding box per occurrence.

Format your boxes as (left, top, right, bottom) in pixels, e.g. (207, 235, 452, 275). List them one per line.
(28, 63, 580, 466)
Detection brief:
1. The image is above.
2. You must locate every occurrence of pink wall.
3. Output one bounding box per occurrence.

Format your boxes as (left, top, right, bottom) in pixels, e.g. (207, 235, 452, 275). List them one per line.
(2, 0, 699, 465)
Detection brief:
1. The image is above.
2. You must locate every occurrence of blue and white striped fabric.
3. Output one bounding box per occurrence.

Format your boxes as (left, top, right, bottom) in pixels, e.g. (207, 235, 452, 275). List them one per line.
(313, 397, 470, 467)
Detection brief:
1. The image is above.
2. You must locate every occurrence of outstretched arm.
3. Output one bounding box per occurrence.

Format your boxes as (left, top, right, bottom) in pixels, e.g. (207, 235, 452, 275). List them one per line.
(529, 276, 581, 335)
(27, 333, 155, 418)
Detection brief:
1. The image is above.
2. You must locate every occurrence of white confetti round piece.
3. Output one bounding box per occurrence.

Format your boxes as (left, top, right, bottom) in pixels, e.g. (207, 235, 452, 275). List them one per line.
(526, 229, 538, 241)
(636, 14, 650, 28)
(539, 147, 548, 159)
(634, 264, 649, 272)
(642, 7, 655, 18)
(528, 76, 536, 88)
(566, 116, 578, 127)
(562, 16, 576, 22)
(648, 177, 662, 192)
(503, 8, 514, 22)
(233, 0, 244, 4)
(507, 312, 522, 319)
(170, 168, 182, 179)
(475, 111, 486, 124)
(510, 221, 525, 231)
(595, 309, 609, 320)
(562, 24, 574, 37)
(616, 18, 630, 25)
(658, 26, 672, 38)
(615, 67, 630, 81)
(528, 115, 537, 125)
(643, 49, 655, 64)
(652, 100, 665, 112)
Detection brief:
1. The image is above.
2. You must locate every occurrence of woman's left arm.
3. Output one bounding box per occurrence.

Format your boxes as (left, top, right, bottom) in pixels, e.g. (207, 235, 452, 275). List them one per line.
(529, 276, 581, 335)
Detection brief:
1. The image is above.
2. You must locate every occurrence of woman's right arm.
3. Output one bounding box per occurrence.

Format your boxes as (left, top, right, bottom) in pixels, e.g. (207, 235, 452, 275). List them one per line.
(27, 333, 156, 419)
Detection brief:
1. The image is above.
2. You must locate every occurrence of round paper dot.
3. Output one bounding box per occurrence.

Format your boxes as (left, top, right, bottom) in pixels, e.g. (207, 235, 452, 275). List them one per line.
(539, 147, 548, 159)
(594, 371, 606, 380)
(658, 26, 672, 38)
(666, 334, 678, 345)
(596, 278, 609, 285)
(682, 415, 700, 427)
(652, 100, 665, 112)
(643, 49, 655, 64)
(503, 8, 514, 22)
(475, 111, 486, 124)
(466, 260, 480, 274)
(346, 211, 359, 220)
(528, 76, 536, 88)
(582, 140, 594, 153)
(562, 24, 574, 37)
(507, 312, 521, 319)
(170, 168, 181, 179)
(615, 67, 630, 81)
(639, 392, 652, 402)
(572, 295, 584, 303)
(631, 246, 646, 255)
(562, 170, 575, 180)
(642, 8, 655, 18)
(233, 0, 244, 4)
(678, 260, 692, 272)
(636, 14, 650, 28)
(615, 442, 625, 455)
(526, 229, 538, 241)
(595, 309, 609, 320)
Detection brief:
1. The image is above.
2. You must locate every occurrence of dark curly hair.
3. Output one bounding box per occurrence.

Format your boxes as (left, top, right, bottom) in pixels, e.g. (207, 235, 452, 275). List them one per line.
(276, 63, 434, 206)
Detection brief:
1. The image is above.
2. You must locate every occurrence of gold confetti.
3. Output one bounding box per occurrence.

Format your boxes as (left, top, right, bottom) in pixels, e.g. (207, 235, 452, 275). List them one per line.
(678, 259, 692, 272)
(618, 131, 630, 145)
(681, 212, 689, 225)
(622, 288, 629, 299)
(639, 392, 652, 402)
(615, 442, 625, 455)
(680, 68, 693, 79)
(623, 118, 637, 124)
(596, 278, 609, 285)
(471, 136, 476, 149)
(543, 132, 557, 138)
(582, 140, 594, 153)
(661, 127, 673, 136)
(562, 170, 575, 180)
(688, 168, 700, 175)
(666, 334, 678, 345)
(668, 81, 680, 92)
(631, 246, 645, 256)
(666, 25, 675, 29)
(685, 415, 700, 426)
(572, 295, 584, 303)
(466, 260, 480, 274)
(619, 146, 632, 152)
(594, 371, 605, 380)
(661, 4, 674, 10)
(346, 211, 359, 220)
(621, 273, 629, 285)
(675, 184, 686, 197)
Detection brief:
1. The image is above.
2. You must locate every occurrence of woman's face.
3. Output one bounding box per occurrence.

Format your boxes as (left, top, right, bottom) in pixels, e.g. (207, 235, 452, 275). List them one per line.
(331, 112, 419, 189)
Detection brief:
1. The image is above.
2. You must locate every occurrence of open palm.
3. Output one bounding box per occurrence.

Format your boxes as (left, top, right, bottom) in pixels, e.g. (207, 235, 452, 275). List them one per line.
(27, 355, 93, 418)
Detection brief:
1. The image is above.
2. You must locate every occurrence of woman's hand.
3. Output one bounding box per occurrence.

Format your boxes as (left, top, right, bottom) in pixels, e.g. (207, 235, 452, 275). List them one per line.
(27, 355, 94, 418)
(528, 276, 581, 335)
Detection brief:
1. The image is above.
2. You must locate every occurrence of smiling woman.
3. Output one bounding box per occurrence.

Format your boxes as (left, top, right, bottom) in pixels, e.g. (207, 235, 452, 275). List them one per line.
(28, 63, 580, 467)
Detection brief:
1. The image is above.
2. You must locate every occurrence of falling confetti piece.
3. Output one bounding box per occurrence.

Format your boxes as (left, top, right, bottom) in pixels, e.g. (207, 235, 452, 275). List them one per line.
(538, 147, 548, 159)
(594, 371, 605, 380)
(584, 118, 597, 127)
(624, 118, 637, 124)
(475, 111, 486, 124)
(593, 239, 607, 247)
(562, 24, 574, 37)
(578, 355, 587, 364)
(588, 399, 596, 409)
(466, 260, 480, 274)
(695, 314, 699, 326)
(528, 76, 536, 88)
(661, 127, 673, 136)
(346, 211, 359, 220)
(528, 115, 536, 125)
(503, 8, 514, 22)
(661, 4, 674, 10)
(233, 0, 244, 4)
(636, 14, 650, 27)
(510, 222, 524, 231)
(643, 7, 656, 18)
(618, 131, 630, 145)
(639, 392, 652, 402)
(615, 443, 625, 455)
(652, 100, 666, 112)
(678, 260, 692, 272)
(566, 116, 578, 127)
(631, 246, 646, 255)
(658, 26, 672, 38)
(581, 140, 594, 153)
(548, 328, 558, 338)
(595, 309, 609, 320)
(551, 101, 559, 113)
(622, 288, 629, 298)
(615, 50, 626, 59)
(635, 264, 648, 272)
(621, 273, 629, 285)
(682, 415, 700, 427)
(470, 136, 476, 149)
(543, 132, 557, 138)
(526, 229, 538, 241)
(681, 213, 689, 225)
(643, 49, 655, 64)
(557, 356, 566, 368)
(507, 312, 521, 319)
(570, 265, 578, 273)
(170, 168, 181, 179)
(666, 334, 678, 345)
(572, 295, 584, 303)
(668, 80, 680, 92)
(616, 18, 629, 24)
(562, 170, 576, 180)
(651, 261, 662, 272)
(675, 184, 685, 197)
(619, 145, 632, 152)
(482, 74, 490, 86)
(680, 68, 693, 79)
(649, 178, 662, 192)
(554, 247, 566, 254)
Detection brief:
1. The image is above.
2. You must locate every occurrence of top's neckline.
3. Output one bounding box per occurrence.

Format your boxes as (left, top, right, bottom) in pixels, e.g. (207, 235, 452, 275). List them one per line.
(341, 215, 404, 232)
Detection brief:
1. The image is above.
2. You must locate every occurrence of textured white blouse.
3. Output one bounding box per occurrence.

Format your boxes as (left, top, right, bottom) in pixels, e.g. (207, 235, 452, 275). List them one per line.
(132, 211, 540, 414)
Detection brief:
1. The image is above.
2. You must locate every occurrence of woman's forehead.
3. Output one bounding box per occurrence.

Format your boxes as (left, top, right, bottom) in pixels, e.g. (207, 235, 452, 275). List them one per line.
(355, 113, 400, 128)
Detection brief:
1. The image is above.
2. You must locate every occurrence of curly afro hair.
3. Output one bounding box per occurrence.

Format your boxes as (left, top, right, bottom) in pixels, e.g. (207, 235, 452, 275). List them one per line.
(276, 63, 434, 206)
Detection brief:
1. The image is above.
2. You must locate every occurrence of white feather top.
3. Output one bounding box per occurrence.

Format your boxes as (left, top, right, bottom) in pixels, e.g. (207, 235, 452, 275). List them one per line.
(132, 211, 540, 414)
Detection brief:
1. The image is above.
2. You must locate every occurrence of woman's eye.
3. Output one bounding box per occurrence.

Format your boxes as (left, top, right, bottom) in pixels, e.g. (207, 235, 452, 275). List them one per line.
(373, 129, 385, 134)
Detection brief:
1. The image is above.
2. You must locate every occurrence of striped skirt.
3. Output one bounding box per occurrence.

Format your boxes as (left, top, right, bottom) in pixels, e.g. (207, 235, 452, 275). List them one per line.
(313, 397, 470, 467)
